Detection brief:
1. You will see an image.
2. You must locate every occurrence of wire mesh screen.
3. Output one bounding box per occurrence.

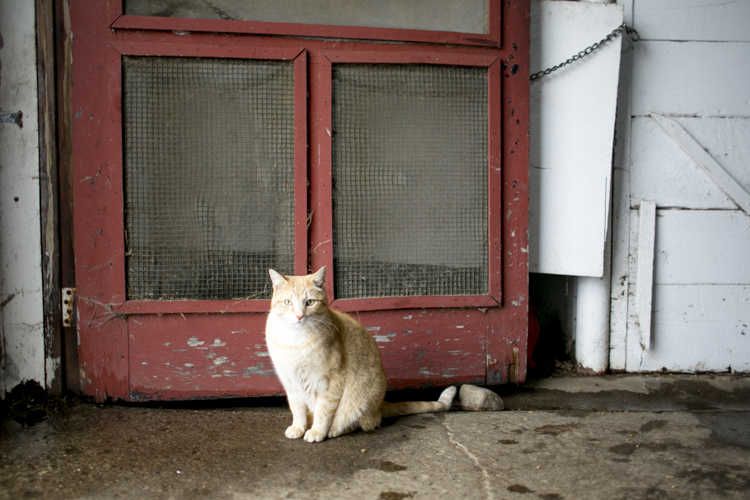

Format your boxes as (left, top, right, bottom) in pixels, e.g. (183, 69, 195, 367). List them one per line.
(331, 64, 488, 299)
(123, 56, 295, 301)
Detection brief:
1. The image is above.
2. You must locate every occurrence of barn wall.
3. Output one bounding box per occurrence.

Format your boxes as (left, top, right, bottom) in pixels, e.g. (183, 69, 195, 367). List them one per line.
(610, 0, 750, 372)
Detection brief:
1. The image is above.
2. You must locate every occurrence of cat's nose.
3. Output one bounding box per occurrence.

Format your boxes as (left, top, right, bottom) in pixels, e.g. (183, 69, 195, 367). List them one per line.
(295, 313, 304, 322)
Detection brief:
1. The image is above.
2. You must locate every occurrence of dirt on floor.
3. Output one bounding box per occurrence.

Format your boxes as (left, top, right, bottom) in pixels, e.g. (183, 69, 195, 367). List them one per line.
(1, 374, 749, 500)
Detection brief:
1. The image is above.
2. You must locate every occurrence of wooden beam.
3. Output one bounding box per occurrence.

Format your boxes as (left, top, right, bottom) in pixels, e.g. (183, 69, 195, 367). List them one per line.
(36, 0, 63, 395)
(652, 113, 750, 215)
(55, 0, 79, 393)
(636, 200, 656, 350)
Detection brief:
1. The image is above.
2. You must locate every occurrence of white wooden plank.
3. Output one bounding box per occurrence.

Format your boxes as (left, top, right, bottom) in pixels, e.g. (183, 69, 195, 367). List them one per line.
(674, 117, 750, 196)
(635, 284, 750, 373)
(636, 201, 656, 350)
(629, 117, 736, 209)
(634, 0, 750, 42)
(529, 0, 623, 276)
(620, 0, 633, 26)
(652, 114, 750, 215)
(625, 209, 644, 372)
(529, 167, 606, 277)
(654, 210, 750, 285)
(632, 41, 750, 117)
(0, 2, 46, 391)
(609, 166, 630, 371)
(609, 1, 635, 372)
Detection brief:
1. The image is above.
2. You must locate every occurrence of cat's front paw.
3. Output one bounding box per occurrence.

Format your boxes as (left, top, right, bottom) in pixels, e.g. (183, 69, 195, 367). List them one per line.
(285, 425, 306, 439)
(303, 429, 326, 443)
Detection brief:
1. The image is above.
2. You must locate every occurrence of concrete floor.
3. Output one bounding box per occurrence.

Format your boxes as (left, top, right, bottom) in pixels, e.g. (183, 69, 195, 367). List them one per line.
(1, 373, 749, 499)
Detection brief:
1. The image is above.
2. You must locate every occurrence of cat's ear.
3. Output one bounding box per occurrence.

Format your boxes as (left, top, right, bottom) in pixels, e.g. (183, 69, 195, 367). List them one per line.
(268, 269, 288, 290)
(311, 266, 327, 289)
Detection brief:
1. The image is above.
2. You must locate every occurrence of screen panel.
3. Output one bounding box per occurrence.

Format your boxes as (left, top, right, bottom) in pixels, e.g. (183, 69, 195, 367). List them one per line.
(123, 56, 295, 301)
(331, 63, 489, 300)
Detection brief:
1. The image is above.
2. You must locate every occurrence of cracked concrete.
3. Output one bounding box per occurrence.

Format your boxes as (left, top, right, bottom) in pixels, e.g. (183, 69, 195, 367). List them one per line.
(1, 374, 749, 499)
(442, 417, 493, 500)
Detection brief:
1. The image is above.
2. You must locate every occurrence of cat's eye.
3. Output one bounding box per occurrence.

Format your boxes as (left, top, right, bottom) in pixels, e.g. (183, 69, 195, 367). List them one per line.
(305, 299, 316, 306)
(283, 299, 292, 306)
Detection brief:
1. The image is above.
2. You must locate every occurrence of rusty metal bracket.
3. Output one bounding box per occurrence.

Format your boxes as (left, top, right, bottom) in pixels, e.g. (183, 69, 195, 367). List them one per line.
(0, 110, 23, 127)
(62, 287, 76, 327)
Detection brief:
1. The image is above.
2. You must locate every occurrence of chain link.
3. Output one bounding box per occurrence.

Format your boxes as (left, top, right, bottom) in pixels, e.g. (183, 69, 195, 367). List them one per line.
(530, 23, 641, 83)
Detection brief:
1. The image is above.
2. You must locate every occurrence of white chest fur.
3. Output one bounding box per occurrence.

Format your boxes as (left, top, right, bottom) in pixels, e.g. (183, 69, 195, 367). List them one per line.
(266, 316, 330, 406)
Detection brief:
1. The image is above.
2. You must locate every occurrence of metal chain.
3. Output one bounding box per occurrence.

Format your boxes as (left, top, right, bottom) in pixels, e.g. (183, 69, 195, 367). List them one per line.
(530, 23, 641, 83)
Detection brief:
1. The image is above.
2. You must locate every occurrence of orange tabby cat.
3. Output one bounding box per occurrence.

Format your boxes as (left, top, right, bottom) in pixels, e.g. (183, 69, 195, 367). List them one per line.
(265, 267, 457, 443)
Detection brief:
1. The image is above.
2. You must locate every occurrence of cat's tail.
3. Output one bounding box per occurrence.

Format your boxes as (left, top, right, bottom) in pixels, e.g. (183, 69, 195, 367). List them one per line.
(379, 386, 457, 418)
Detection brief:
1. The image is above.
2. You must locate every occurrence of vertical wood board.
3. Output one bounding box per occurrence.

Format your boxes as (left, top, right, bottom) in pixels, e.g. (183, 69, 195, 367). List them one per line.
(71, 0, 130, 400)
(36, 0, 64, 394)
(636, 201, 656, 350)
(56, 0, 80, 393)
(528, 0, 623, 277)
(608, 1, 635, 372)
(0, 0, 46, 391)
(608, 166, 630, 371)
(625, 209, 643, 372)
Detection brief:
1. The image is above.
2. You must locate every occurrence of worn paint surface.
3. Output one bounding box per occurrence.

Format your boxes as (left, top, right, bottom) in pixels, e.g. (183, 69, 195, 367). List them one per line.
(611, 0, 750, 374)
(128, 309, 494, 401)
(128, 315, 282, 400)
(71, 0, 529, 401)
(0, 1, 45, 395)
(626, 209, 750, 373)
(528, 0, 623, 278)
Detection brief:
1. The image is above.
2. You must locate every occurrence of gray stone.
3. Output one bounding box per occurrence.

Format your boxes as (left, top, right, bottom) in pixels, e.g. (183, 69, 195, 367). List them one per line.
(459, 384, 505, 411)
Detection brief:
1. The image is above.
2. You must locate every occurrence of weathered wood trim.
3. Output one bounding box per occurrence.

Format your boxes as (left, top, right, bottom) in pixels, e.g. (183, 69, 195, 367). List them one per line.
(486, 0, 530, 385)
(55, 0, 79, 394)
(651, 113, 750, 216)
(36, 0, 63, 395)
(636, 200, 656, 350)
(108, 0, 502, 48)
(71, 0, 130, 400)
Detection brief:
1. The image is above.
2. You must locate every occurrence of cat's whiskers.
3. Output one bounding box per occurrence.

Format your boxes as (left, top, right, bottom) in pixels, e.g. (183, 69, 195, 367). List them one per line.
(310, 313, 338, 330)
(305, 320, 324, 342)
(301, 315, 336, 342)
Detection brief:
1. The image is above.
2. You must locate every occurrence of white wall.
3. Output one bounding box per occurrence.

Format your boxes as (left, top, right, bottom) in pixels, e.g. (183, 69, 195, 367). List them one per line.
(610, 0, 750, 373)
(0, 0, 45, 394)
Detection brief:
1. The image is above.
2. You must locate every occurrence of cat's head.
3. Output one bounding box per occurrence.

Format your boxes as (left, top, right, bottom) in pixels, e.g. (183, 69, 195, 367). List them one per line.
(268, 267, 329, 326)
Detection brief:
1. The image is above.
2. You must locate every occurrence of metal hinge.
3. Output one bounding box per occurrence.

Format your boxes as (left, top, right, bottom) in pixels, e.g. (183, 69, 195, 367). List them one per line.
(0, 110, 23, 127)
(62, 287, 76, 327)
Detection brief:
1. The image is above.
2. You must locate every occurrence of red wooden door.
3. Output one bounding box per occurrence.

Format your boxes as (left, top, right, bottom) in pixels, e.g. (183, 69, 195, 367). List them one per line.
(71, 0, 530, 402)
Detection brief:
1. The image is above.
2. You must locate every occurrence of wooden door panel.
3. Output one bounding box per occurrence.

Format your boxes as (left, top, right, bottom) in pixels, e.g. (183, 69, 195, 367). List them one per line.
(128, 314, 281, 401)
(128, 309, 489, 401)
(358, 309, 488, 389)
